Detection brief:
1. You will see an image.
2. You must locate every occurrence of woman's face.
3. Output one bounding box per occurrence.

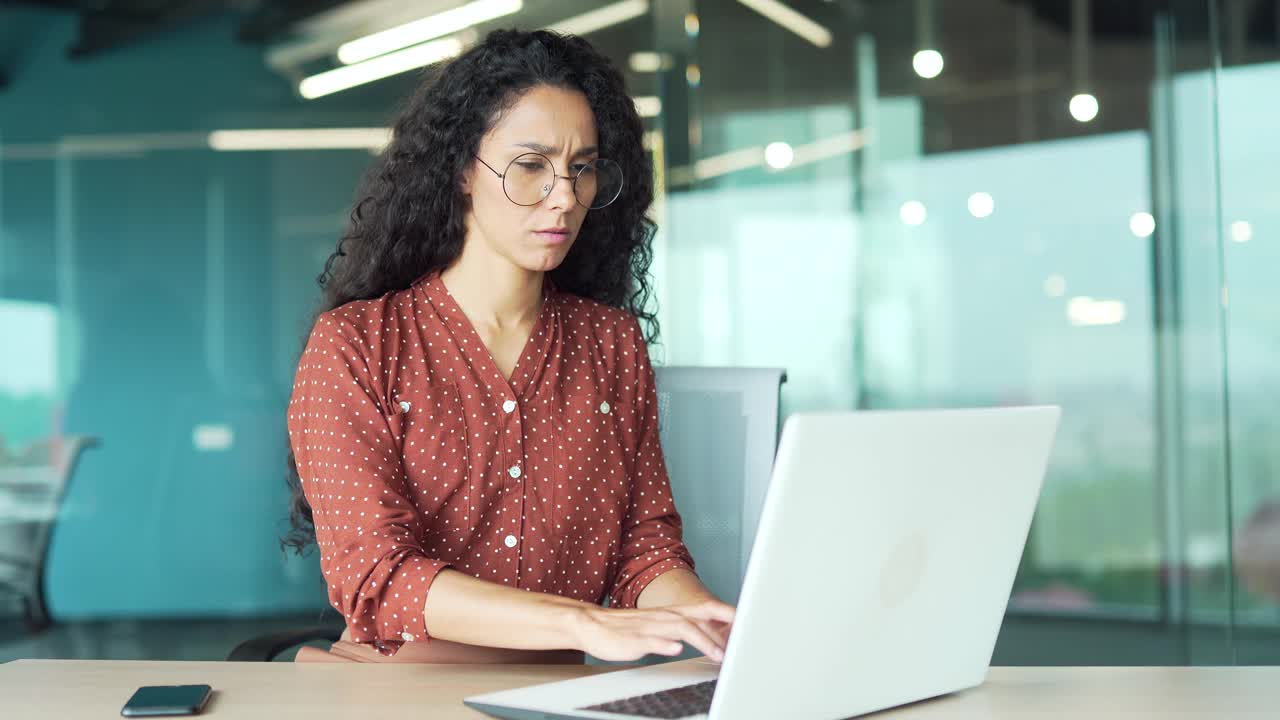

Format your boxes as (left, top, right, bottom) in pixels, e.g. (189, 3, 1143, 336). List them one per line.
(463, 84, 599, 274)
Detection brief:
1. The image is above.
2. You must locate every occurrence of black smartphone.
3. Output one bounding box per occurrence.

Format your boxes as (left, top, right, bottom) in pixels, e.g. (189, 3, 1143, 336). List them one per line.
(120, 684, 213, 717)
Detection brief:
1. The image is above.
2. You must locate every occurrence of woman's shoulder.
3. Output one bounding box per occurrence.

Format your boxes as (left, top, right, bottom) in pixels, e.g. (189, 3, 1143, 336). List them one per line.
(309, 286, 419, 348)
(555, 291, 642, 341)
(554, 292, 652, 383)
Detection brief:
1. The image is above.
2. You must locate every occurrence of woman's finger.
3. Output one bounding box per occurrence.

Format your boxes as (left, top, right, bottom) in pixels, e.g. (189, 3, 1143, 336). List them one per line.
(647, 637, 683, 657)
(690, 618, 727, 652)
(707, 619, 732, 647)
(671, 600, 737, 626)
(657, 617, 724, 661)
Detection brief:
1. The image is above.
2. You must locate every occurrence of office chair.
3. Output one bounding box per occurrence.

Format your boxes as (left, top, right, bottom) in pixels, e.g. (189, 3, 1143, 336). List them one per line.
(0, 435, 98, 632)
(226, 623, 345, 662)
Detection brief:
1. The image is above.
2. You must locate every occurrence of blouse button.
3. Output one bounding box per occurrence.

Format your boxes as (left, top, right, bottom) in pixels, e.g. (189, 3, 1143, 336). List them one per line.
(502, 400, 517, 414)
(399, 401, 411, 412)
(599, 401, 611, 414)
(508, 465, 522, 479)
(504, 535, 518, 548)
(401, 632, 415, 642)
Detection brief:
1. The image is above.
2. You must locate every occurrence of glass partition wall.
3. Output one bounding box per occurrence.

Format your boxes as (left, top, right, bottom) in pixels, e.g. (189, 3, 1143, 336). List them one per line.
(2, 0, 1277, 664)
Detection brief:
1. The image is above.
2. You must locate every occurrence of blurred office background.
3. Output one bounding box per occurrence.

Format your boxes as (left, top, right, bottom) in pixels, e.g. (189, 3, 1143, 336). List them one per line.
(1, 0, 1278, 665)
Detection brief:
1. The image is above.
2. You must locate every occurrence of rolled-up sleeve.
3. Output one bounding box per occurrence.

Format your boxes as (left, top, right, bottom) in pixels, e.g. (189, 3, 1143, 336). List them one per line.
(607, 321, 696, 608)
(287, 311, 450, 656)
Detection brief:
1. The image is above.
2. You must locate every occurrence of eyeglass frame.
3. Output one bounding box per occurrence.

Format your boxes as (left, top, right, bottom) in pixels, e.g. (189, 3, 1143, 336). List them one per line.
(472, 152, 623, 209)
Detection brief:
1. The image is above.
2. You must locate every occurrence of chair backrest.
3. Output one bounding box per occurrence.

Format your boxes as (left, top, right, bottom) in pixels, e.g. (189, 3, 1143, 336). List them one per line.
(653, 366, 787, 605)
(28, 436, 98, 581)
(0, 435, 97, 620)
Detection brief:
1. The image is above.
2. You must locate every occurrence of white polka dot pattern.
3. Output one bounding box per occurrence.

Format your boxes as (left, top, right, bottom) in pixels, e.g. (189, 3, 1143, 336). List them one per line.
(287, 273, 695, 658)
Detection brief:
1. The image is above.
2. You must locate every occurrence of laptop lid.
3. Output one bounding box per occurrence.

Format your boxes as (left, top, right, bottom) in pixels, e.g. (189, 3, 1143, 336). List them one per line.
(708, 406, 1060, 720)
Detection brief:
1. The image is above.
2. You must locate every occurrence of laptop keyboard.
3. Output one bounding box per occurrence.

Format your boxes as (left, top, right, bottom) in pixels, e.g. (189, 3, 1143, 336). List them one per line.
(579, 679, 717, 718)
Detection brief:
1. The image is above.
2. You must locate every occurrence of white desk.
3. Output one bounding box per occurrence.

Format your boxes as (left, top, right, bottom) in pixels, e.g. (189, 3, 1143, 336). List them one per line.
(1, 659, 1277, 719)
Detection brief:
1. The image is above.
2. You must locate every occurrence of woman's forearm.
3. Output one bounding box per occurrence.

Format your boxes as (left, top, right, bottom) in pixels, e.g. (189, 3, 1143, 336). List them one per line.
(422, 567, 735, 662)
(636, 568, 718, 609)
(422, 569, 591, 650)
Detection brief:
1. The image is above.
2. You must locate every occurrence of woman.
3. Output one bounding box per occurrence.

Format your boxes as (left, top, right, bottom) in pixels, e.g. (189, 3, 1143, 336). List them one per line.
(284, 29, 734, 664)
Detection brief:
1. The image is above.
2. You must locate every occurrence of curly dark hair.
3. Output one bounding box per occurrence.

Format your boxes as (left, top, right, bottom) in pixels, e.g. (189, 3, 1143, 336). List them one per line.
(282, 28, 658, 554)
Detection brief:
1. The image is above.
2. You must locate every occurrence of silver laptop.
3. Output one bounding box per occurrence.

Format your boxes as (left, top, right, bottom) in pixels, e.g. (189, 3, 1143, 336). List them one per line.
(465, 406, 1061, 720)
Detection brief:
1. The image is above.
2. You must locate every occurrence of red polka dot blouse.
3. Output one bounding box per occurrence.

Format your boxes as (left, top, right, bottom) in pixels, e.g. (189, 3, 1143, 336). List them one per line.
(287, 273, 695, 657)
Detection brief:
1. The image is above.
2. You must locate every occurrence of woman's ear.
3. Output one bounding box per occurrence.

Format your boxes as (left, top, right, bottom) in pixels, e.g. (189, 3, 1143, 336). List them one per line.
(460, 163, 474, 196)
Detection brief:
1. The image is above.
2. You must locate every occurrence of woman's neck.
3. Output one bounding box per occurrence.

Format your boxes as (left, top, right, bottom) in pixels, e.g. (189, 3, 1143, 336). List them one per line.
(439, 251, 543, 331)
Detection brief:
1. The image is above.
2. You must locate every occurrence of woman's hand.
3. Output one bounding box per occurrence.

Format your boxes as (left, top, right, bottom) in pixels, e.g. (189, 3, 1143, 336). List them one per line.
(570, 599, 736, 662)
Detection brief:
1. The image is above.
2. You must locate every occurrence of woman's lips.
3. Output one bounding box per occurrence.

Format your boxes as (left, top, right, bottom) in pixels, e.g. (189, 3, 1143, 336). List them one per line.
(533, 230, 570, 244)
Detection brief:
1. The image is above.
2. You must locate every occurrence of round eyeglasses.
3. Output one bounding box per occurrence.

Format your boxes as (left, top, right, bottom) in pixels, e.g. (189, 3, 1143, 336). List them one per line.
(474, 152, 624, 210)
